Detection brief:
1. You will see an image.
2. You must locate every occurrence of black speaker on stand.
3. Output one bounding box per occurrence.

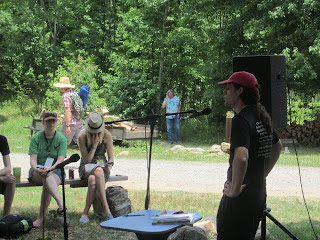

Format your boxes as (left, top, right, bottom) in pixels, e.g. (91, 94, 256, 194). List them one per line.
(233, 55, 298, 239)
(233, 55, 287, 129)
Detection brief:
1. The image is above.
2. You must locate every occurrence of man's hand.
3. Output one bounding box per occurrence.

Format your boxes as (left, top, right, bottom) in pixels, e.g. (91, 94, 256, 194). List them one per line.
(223, 180, 247, 198)
(0, 174, 15, 184)
(66, 126, 71, 135)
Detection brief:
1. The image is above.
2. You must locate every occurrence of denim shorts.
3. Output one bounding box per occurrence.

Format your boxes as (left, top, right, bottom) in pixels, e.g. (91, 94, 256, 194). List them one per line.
(28, 168, 64, 181)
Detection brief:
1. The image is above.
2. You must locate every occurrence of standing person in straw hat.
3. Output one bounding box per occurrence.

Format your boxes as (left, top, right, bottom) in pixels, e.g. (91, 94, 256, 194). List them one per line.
(216, 71, 282, 240)
(77, 112, 114, 223)
(53, 76, 83, 146)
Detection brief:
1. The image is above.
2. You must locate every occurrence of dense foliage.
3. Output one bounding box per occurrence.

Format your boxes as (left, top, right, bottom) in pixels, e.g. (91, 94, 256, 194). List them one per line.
(1, 0, 320, 124)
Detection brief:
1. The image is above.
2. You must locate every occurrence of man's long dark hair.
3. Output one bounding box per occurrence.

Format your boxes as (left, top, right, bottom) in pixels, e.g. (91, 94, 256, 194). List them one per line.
(233, 83, 272, 134)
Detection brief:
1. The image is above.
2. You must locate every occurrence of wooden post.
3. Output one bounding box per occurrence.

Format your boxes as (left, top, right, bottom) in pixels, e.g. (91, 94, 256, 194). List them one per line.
(225, 116, 232, 143)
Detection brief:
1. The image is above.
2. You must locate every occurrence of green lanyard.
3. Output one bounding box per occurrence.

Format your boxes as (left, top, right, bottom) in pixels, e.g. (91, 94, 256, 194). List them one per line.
(44, 131, 56, 157)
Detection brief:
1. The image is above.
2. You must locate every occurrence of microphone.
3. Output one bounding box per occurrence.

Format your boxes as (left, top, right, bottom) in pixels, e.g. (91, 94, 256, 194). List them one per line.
(181, 108, 211, 120)
(49, 154, 80, 171)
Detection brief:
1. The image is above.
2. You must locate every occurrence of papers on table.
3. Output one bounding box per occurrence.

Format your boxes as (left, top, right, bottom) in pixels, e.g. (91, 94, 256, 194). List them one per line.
(152, 213, 196, 225)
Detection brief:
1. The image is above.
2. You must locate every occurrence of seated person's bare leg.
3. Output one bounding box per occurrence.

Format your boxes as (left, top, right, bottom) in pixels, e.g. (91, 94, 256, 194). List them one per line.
(3, 180, 15, 217)
(94, 167, 111, 215)
(31, 171, 62, 227)
(81, 175, 96, 219)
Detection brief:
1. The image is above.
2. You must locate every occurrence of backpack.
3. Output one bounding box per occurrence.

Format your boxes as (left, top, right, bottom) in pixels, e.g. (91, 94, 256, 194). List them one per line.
(66, 92, 84, 120)
(93, 185, 132, 218)
(0, 214, 33, 238)
(78, 86, 90, 110)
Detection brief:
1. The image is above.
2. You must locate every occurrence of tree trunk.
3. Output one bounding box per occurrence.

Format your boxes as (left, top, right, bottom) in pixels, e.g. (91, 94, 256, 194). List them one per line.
(40, 0, 46, 73)
(52, 0, 57, 79)
(156, 6, 168, 114)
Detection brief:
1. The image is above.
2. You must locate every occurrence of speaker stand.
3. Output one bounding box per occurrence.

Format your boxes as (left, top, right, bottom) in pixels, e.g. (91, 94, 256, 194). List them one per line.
(261, 207, 299, 240)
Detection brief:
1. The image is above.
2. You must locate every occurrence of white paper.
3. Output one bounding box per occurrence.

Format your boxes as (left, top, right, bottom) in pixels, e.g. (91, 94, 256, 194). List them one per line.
(37, 157, 54, 168)
(152, 213, 195, 225)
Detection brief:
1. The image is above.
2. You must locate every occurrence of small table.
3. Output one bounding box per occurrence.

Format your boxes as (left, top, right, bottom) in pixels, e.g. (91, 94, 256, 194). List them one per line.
(100, 209, 202, 240)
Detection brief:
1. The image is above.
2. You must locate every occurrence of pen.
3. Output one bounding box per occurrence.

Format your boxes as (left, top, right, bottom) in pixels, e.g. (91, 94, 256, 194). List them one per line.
(124, 214, 145, 217)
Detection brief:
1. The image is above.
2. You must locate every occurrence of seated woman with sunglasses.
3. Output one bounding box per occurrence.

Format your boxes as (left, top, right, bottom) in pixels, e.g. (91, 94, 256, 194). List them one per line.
(78, 112, 114, 223)
(28, 111, 67, 228)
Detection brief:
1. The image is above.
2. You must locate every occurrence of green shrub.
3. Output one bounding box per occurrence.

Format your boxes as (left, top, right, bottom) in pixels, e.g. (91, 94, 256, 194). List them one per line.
(288, 92, 320, 124)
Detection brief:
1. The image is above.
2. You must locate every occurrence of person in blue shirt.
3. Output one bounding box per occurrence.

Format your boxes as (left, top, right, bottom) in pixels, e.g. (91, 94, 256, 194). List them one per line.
(162, 89, 181, 144)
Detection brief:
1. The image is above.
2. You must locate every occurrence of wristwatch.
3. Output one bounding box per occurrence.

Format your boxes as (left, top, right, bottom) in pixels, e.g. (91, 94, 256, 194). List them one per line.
(107, 161, 114, 166)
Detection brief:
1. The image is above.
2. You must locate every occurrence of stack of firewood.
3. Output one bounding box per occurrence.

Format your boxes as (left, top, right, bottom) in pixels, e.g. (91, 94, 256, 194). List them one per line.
(113, 121, 138, 131)
(276, 117, 320, 146)
(96, 108, 139, 131)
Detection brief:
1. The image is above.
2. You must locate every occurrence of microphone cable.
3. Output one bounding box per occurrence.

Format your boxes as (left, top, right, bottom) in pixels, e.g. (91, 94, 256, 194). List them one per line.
(286, 78, 319, 240)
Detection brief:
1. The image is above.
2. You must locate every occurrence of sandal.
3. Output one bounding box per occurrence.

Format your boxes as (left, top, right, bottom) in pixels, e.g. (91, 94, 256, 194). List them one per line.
(79, 216, 89, 223)
(57, 208, 66, 215)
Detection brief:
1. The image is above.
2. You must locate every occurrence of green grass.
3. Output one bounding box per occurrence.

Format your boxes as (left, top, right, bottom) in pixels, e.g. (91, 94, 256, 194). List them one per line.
(8, 187, 320, 239)
(1, 101, 320, 167)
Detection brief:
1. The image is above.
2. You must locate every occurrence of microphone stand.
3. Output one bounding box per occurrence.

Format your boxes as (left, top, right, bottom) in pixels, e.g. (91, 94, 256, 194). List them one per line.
(104, 109, 198, 210)
(60, 167, 68, 240)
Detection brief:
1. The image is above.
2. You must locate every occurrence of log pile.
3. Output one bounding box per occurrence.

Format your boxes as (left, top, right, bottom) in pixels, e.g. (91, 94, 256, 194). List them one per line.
(103, 115, 139, 131)
(96, 108, 140, 131)
(276, 116, 320, 146)
(113, 121, 138, 131)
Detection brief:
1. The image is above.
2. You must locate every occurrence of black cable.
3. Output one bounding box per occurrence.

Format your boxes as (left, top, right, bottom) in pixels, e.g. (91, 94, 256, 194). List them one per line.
(286, 79, 319, 240)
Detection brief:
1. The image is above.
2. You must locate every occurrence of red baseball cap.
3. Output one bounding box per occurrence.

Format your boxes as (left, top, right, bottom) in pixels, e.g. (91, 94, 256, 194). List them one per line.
(218, 71, 259, 92)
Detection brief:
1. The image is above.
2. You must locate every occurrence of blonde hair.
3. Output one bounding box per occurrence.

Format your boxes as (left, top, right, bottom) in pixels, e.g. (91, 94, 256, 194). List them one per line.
(86, 130, 105, 148)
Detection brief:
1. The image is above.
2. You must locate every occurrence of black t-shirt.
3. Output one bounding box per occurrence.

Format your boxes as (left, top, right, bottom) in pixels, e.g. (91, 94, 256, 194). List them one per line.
(0, 135, 10, 156)
(227, 106, 279, 188)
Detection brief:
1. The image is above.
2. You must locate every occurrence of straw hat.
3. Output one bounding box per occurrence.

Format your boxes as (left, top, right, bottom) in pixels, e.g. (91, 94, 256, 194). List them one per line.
(53, 77, 75, 88)
(85, 112, 105, 133)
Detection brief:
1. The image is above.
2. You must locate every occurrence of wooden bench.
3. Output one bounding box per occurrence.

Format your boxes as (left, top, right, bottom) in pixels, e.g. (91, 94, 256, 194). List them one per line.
(15, 175, 128, 188)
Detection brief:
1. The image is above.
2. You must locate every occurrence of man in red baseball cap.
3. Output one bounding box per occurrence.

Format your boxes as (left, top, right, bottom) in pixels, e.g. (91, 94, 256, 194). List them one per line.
(216, 71, 282, 240)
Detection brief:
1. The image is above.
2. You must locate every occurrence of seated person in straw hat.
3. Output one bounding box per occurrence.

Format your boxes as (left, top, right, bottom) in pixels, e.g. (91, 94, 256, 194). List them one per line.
(28, 111, 67, 228)
(53, 76, 83, 146)
(0, 135, 15, 217)
(78, 112, 114, 223)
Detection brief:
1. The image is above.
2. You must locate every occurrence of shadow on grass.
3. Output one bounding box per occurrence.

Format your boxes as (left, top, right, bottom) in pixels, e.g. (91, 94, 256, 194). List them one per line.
(265, 219, 320, 240)
(0, 114, 8, 123)
(12, 208, 137, 240)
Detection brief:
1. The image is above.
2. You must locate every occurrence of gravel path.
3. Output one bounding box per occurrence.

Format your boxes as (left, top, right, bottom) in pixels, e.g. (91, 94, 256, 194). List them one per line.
(8, 153, 320, 200)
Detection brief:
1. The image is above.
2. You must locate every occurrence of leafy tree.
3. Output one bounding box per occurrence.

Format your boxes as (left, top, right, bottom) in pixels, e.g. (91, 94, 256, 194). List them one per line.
(45, 56, 105, 115)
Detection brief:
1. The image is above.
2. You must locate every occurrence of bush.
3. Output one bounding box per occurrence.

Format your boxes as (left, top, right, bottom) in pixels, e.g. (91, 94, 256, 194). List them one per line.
(288, 92, 320, 125)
